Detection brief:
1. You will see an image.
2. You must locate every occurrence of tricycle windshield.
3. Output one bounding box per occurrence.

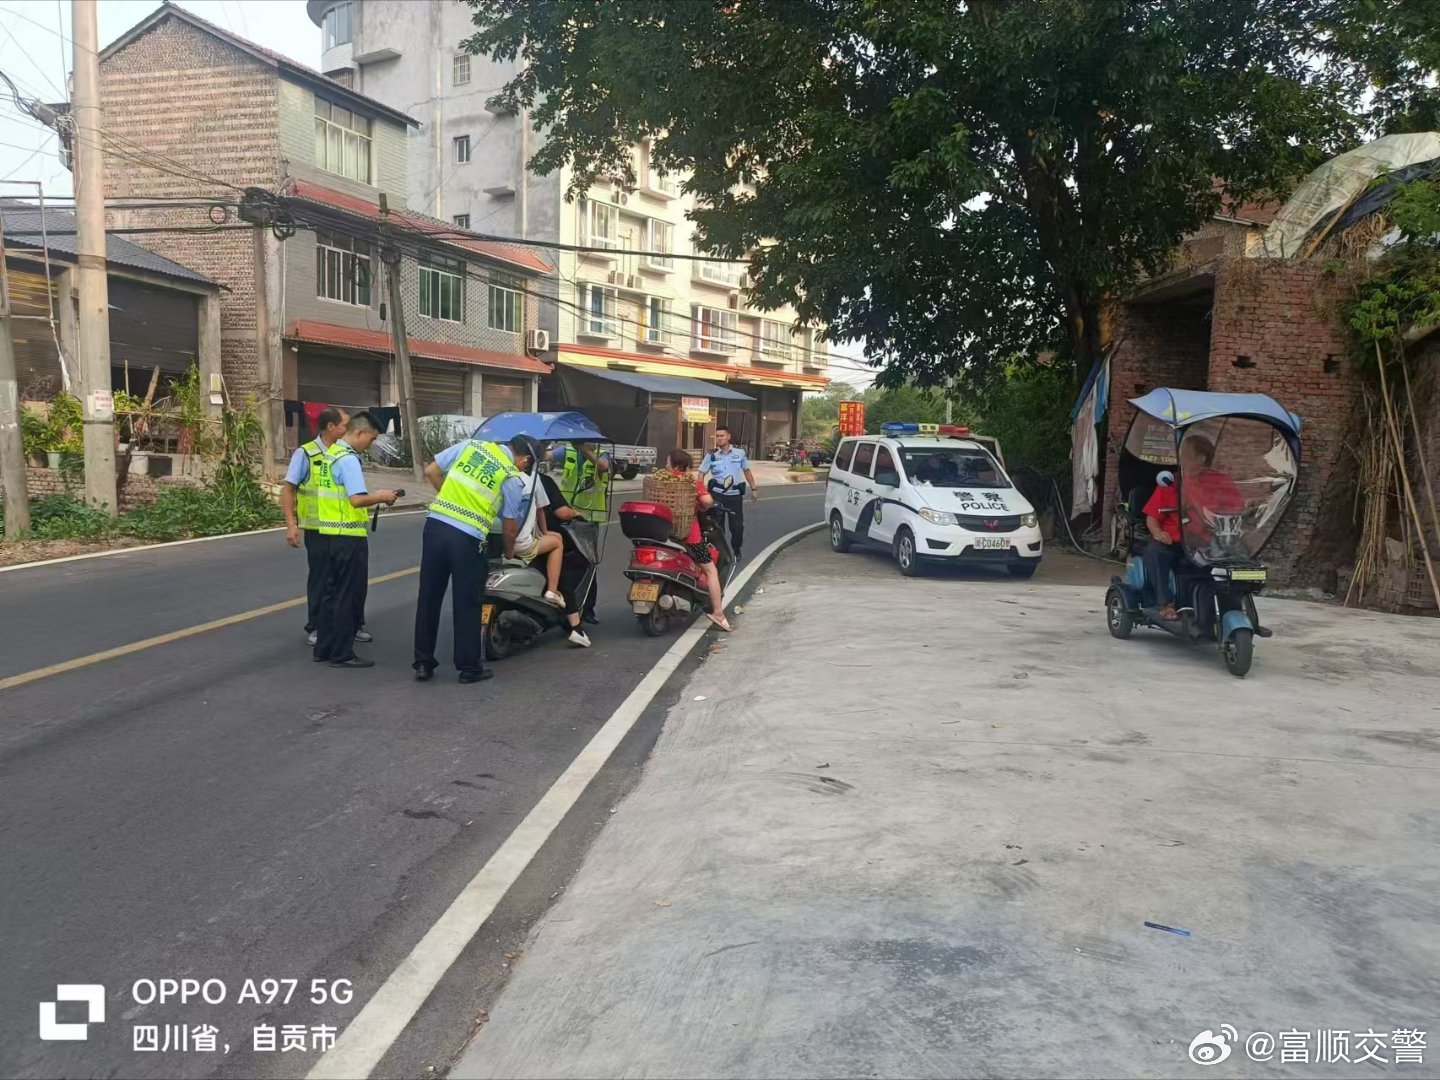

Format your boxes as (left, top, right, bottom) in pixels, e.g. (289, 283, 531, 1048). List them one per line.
(1178, 418, 1297, 563)
(1123, 412, 1180, 466)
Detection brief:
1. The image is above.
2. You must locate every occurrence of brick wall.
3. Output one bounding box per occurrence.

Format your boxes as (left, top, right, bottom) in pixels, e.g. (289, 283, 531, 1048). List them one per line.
(1206, 257, 1361, 585)
(1102, 300, 1211, 515)
(100, 15, 281, 397)
(3, 468, 200, 511)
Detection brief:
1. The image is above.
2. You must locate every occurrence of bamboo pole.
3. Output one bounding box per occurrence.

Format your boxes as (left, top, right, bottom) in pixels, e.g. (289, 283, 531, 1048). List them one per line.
(1375, 341, 1440, 610)
(1399, 350, 1440, 550)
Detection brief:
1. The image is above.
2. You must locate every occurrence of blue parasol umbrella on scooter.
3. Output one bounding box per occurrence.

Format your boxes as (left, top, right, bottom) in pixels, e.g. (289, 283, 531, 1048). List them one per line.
(1105, 389, 1302, 677)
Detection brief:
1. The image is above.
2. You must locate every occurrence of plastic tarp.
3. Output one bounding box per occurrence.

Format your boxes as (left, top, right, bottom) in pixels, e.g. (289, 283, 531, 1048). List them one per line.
(470, 411, 610, 443)
(1259, 132, 1440, 258)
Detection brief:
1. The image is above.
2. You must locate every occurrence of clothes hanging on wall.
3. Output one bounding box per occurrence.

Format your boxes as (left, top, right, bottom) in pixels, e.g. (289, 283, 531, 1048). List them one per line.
(371, 406, 401, 435)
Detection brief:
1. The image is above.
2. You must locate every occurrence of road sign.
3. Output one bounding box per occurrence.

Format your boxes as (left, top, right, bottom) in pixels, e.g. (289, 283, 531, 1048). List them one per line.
(838, 400, 865, 436)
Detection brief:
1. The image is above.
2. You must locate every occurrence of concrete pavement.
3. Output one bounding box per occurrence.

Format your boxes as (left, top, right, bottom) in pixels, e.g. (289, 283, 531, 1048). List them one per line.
(455, 534, 1440, 1080)
(0, 488, 825, 1080)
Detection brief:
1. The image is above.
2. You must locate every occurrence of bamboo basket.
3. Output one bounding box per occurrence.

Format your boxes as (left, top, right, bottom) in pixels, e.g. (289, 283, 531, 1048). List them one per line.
(642, 471, 698, 540)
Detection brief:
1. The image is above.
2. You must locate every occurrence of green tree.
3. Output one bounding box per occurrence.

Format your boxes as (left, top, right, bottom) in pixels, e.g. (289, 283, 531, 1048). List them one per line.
(463, 0, 1386, 392)
(863, 385, 949, 432)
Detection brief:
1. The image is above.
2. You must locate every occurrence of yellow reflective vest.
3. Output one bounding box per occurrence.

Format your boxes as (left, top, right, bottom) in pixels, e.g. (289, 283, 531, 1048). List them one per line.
(562, 445, 610, 519)
(313, 443, 370, 536)
(430, 441, 519, 535)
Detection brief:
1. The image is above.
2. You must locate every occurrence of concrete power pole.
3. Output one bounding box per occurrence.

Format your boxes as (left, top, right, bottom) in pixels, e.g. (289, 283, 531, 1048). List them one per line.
(72, 0, 118, 514)
(0, 213, 32, 534)
(378, 195, 425, 484)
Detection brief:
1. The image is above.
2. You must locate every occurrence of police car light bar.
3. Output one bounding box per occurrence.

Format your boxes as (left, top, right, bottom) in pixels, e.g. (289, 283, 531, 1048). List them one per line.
(880, 422, 972, 437)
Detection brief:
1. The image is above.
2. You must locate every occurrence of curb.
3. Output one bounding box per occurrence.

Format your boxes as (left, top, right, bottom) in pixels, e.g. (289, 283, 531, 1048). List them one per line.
(306, 519, 825, 1080)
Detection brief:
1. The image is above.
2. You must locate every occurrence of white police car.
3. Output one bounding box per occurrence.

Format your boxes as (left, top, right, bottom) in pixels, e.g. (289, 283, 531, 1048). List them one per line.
(824, 423, 1043, 577)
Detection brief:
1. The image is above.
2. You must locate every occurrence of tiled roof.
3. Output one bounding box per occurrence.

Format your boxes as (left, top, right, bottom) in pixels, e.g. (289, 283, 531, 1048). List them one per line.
(284, 179, 554, 274)
(285, 319, 551, 375)
(0, 200, 216, 286)
(103, 3, 419, 128)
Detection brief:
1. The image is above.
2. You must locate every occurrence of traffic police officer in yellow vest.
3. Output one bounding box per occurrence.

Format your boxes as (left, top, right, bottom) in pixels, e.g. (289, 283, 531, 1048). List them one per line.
(413, 434, 538, 683)
(282, 406, 368, 647)
(309, 412, 397, 668)
(551, 440, 610, 624)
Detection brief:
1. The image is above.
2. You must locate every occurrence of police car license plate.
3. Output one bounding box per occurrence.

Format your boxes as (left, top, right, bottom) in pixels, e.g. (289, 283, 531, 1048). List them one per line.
(481, 603, 496, 626)
(974, 537, 1010, 550)
(629, 581, 661, 602)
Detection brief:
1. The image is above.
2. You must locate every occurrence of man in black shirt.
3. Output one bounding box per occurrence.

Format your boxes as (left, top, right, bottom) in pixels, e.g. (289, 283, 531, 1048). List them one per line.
(538, 470, 600, 624)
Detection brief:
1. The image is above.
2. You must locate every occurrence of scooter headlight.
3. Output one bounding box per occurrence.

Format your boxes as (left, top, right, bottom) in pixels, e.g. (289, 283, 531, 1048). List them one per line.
(919, 508, 958, 526)
(1021, 512, 1038, 528)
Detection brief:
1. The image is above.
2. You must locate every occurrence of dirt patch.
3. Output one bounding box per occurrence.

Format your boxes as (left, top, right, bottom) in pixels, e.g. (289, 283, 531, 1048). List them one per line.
(0, 536, 148, 568)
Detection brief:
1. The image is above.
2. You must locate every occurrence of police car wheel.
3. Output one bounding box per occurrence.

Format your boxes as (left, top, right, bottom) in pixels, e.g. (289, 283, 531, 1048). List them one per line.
(829, 513, 852, 553)
(894, 528, 921, 577)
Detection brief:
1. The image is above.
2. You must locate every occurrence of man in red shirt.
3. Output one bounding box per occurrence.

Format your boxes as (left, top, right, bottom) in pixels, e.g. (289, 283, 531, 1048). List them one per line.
(1141, 470, 1184, 620)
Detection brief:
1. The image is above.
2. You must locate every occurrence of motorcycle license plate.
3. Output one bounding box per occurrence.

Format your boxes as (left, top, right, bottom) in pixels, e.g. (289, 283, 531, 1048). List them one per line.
(1230, 569, 1267, 581)
(629, 581, 661, 602)
(974, 537, 1011, 550)
(481, 603, 496, 626)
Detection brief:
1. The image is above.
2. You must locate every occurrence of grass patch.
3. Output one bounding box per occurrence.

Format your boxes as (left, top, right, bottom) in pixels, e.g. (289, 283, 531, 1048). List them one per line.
(1, 487, 283, 546)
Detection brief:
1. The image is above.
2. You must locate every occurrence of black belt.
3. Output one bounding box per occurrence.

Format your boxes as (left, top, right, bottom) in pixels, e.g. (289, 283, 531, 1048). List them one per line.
(708, 481, 745, 497)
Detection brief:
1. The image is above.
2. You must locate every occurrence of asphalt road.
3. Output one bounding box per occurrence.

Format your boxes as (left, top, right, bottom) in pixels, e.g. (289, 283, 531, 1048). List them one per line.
(0, 485, 825, 1080)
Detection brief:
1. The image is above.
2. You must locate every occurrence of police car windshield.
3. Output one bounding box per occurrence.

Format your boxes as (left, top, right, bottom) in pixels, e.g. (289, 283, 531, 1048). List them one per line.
(901, 448, 1010, 489)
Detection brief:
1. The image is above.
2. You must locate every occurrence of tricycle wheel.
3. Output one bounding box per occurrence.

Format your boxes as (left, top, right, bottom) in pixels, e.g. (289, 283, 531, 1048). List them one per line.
(1223, 629, 1254, 677)
(637, 605, 671, 637)
(484, 619, 515, 661)
(1106, 586, 1134, 640)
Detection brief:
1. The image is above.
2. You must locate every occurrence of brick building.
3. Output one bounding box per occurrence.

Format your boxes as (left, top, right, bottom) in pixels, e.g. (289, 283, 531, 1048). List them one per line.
(96, 3, 552, 456)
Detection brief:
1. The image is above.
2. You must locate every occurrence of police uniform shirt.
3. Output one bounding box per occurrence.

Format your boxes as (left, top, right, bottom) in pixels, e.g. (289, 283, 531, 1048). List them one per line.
(700, 446, 750, 492)
(427, 440, 530, 539)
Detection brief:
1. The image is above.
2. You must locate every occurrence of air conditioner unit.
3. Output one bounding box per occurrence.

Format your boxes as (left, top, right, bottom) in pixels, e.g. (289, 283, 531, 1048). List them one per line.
(606, 269, 622, 284)
(727, 293, 740, 309)
(739, 274, 751, 289)
(626, 274, 640, 290)
(526, 328, 550, 352)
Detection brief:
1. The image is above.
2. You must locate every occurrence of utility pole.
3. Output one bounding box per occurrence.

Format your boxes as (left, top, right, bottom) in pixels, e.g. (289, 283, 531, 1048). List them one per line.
(379, 194, 425, 483)
(72, 0, 117, 513)
(0, 213, 31, 534)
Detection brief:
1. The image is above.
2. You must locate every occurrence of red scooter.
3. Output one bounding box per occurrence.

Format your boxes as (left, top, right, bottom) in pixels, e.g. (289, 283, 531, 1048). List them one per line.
(620, 501, 736, 636)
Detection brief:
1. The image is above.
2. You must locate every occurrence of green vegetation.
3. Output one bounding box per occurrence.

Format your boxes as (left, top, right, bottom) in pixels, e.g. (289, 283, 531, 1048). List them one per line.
(462, 0, 1433, 394)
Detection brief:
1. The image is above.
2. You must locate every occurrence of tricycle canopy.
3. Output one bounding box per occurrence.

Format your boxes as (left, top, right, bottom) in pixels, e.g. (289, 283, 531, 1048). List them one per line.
(1120, 388, 1303, 564)
(470, 411, 610, 444)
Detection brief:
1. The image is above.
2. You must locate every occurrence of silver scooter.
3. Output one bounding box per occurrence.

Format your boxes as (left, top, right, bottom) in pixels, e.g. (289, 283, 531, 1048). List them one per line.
(482, 519, 598, 660)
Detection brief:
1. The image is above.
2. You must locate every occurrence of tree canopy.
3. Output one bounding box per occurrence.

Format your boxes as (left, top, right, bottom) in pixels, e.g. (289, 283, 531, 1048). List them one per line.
(464, 0, 1432, 392)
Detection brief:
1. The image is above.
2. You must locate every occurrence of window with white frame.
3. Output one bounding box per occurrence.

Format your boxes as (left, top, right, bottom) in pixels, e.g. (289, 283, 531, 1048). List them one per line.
(419, 255, 465, 322)
(644, 219, 673, 270)
(323, 2, 353, 49)
(452, 214, 470, 229)
(692, 305, 737, 353)
(454, 136, 471, 164)
(640, 296, 668, 344)
(488, 280, 520, 333)
(656, 168, 680, 197)
(698, 259, 743, 287)
(314, 98, 372, 183)
(314, 227, 372, 307)
(580, 284, 619, 337)
(453, 54, 471, 87)
(760, 319, 792, 361)
(583, 200, 619, 249)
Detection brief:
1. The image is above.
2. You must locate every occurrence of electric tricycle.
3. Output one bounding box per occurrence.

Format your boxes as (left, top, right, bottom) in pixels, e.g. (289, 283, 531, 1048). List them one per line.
(1105, 389, 1302, 678)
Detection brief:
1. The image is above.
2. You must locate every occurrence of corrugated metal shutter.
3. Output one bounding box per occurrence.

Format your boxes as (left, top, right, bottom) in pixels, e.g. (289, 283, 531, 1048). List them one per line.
(6, 267, 64, 395)
(412, 363, 465, 415)
(298, 353, 384, 412)
(482, 375, 528, 416)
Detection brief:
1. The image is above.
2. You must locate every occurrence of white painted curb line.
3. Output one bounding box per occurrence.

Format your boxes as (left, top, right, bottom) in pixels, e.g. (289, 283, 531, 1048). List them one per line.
(307, 520, 825, 1080)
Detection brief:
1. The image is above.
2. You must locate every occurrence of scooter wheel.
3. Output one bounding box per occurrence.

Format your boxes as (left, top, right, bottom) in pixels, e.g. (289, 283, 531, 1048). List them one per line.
(637, 606, 671, 637)
(485, 620, 516, 660)
(1223, 628, 1254, 677)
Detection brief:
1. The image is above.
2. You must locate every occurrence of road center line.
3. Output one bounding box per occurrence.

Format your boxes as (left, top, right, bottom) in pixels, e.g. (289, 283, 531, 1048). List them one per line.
(305, 522, 826, 1080)
(0, 567, 420, 693)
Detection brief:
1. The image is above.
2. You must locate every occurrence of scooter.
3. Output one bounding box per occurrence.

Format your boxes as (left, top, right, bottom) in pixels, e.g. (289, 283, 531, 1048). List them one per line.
(620, 501, 736, 636)
(481, 519, 598, 660)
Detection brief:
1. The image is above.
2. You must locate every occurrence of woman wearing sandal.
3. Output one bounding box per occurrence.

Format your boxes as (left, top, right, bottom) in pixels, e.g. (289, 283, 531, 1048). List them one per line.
(663, 450, 733, 632)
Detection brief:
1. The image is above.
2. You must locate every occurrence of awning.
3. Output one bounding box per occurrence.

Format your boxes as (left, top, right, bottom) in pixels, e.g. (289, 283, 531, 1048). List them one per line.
(574, 365, 754, 401)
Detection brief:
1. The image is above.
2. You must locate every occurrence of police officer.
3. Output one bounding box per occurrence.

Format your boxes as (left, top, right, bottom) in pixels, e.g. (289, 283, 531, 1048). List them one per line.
(413, 434, 537, 683)
(699, 426, 758, 562)
(552, 440, 611, 623)
(310, 412, 396, 668)
(281, 407, 374, 648)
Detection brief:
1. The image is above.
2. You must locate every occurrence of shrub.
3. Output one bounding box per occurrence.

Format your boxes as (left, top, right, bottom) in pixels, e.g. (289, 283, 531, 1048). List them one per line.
(0, 494, 114, 540)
